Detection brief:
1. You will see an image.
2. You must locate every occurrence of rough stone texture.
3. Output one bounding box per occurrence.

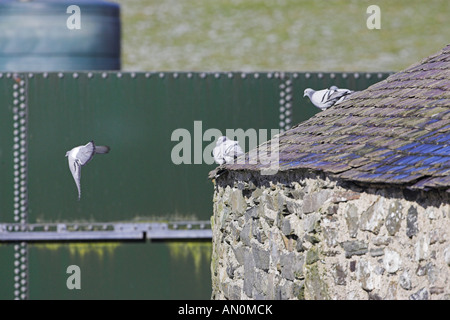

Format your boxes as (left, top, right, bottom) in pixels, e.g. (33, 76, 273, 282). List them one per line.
(211, 170, 450, 300)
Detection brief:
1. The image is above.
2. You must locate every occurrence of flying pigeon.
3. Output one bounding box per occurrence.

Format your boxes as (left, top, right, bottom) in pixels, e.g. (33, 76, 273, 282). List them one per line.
(213, 136, 244, 165)
(65, 141, 110, 200)
(303, 86, 355, 110)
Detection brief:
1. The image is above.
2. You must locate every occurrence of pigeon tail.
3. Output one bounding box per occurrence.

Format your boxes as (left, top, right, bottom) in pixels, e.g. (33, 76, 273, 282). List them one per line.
(95, 145, 110, 154)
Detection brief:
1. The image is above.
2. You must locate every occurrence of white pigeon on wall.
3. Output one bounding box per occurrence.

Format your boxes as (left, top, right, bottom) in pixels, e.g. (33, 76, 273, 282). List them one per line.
(303, 85, 355, 110)
(213, 136, 244, 165)
(65, 141, 110, 200)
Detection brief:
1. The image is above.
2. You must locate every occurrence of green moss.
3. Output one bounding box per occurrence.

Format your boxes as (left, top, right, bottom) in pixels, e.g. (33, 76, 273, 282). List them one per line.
(305, 263, 329, 300)
(31, 243, 120, 260)
(167, 242, 212, 275)
(306, 246, 319, 265)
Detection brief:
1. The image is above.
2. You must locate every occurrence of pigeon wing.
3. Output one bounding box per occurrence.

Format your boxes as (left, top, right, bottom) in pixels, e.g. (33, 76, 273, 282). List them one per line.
(327, 89, 353, 103)
(77, 141, 95, 165)
(68, 156, 82, 200)
(310, 89, 334, 110)
(222, 141, 243, 163)
(213, 145, 225, 165)
(233, 142, 244, 157)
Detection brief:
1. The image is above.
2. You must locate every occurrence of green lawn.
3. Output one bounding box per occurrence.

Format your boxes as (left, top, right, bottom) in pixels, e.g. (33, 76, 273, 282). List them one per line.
(116, 0, 449, 72)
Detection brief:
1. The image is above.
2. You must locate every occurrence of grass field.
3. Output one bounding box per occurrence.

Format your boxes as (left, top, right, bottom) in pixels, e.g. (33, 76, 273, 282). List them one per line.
(116, 0, 449, 72)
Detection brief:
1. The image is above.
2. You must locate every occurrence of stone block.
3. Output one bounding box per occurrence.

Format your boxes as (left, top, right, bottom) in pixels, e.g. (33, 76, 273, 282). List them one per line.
(252, 242, 270, 271)
(406, 205, 419, 238)
(303, 190, 332, 214)
(359, 197, 386, 235)
(385, 200, 403, 236)
(341, 240, 368, 258)
(344, 203, 359, 238)
(384, 249, 401, 273)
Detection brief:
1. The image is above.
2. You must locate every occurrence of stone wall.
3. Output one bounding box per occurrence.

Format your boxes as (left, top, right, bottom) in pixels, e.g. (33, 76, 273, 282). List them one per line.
(211, 170, 450, 300)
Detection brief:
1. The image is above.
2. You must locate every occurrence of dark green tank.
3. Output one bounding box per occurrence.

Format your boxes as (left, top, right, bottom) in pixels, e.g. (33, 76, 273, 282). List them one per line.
(0, 0, 121, 71)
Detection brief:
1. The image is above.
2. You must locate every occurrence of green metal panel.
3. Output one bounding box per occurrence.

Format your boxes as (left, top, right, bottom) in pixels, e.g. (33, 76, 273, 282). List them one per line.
(26, 72, 281, 222)
(0, 75, 15, 224)
(27, 242, 211, 299)
(0, 244, 14, 300)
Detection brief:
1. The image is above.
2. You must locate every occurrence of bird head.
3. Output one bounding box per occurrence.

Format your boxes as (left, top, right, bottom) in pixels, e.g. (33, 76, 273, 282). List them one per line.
(303, 88, 314, 98)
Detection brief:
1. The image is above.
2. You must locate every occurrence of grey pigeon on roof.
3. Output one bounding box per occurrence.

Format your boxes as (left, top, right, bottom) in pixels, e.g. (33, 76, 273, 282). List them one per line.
(304, 86, 355, 110)
(65, 141, 110, 200)
(213, 136, 244, 165)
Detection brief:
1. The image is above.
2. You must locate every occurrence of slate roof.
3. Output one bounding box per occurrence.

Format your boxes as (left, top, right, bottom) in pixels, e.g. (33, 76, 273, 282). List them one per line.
(216, 44, 450, 191)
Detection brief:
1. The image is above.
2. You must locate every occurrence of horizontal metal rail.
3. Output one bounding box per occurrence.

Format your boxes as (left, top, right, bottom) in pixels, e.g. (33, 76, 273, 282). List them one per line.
(0, 221, 212, 242)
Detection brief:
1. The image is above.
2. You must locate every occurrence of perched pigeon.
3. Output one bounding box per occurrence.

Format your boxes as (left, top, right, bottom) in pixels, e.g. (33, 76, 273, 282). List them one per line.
(303, 86, 355, 110)
(213, 136, 244, 165)
(65, 141, 110, 200)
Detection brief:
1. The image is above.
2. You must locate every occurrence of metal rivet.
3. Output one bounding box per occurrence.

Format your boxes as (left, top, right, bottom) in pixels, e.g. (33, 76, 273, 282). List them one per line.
(214, 73, 220, 79)
(102, 72, 108, 79)
(58, 73, 64, 78)
(159, 72, 165, 78)
(227, 73, 233, 78)
(173, 73, 178, 79)
(318, 73, 323, 78)
(354, 73, 359, 79)
(28, 73, 34, 78)
(130, 72, 136, 78)
(305, 73, 310, 79)
(330, 73, 335, 78)
(145, 72, 151, 78)
(342, 73, 347, 79)
(117, 72, 122, 78)
(366, 73, 371, 79)
(87, 72, 93, 78)
(241, 73, 246, 79)
(43, 73, 48, 78)
(200, 73, 206, 79)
